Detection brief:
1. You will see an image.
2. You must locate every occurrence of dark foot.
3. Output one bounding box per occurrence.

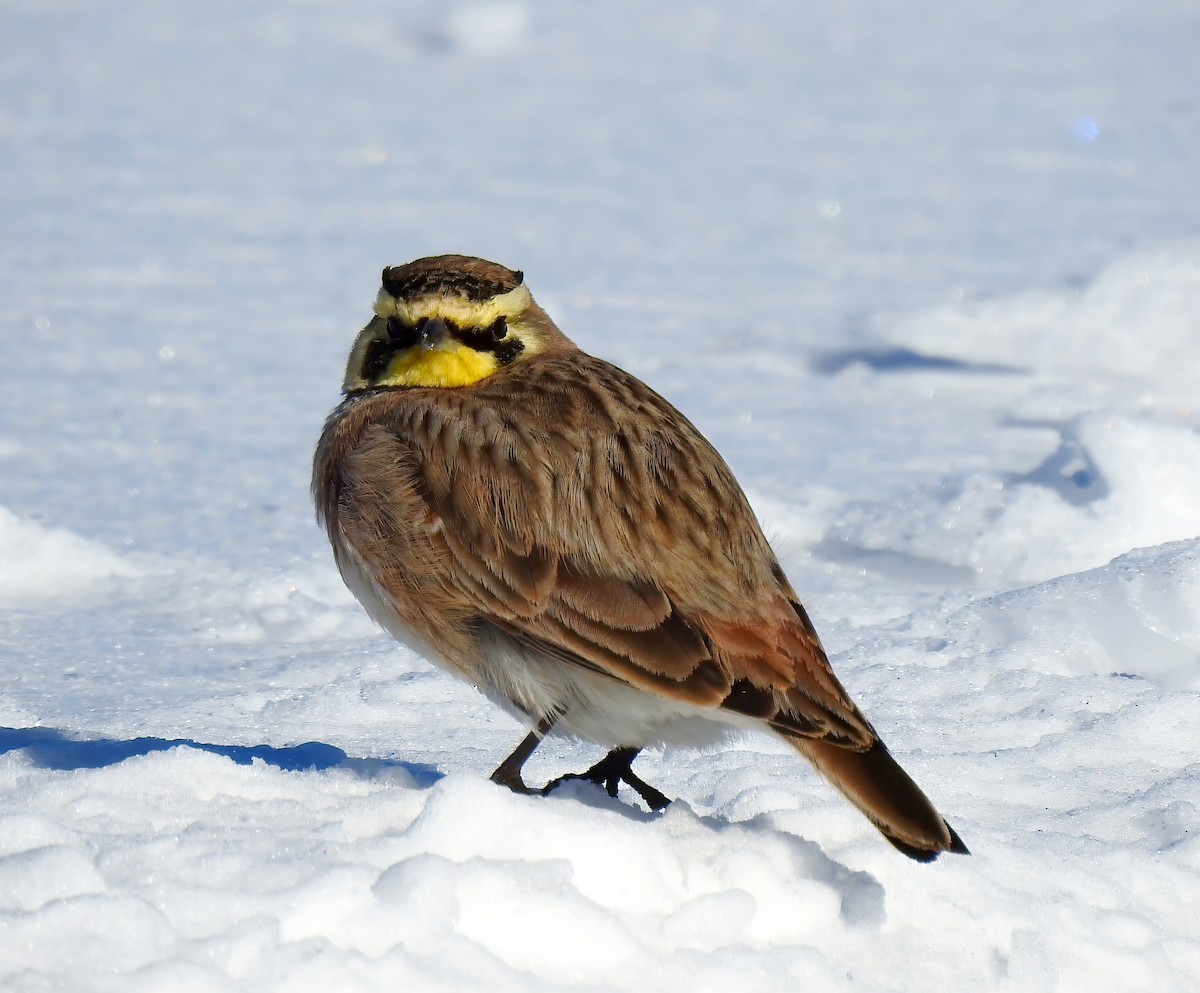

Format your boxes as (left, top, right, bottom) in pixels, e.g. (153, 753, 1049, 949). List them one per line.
(489, 763, 540, 795)
(489, 720, 554, 795)
(543, 746, 672, 811)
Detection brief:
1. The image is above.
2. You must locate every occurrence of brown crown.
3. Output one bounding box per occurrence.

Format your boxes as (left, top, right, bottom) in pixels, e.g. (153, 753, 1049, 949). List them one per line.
(381, 255, 524, 303)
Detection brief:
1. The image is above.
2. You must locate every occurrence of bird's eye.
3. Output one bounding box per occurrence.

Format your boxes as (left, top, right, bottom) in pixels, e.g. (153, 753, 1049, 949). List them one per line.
(489, 317, 508, 341)
(387, 316, 420, 348)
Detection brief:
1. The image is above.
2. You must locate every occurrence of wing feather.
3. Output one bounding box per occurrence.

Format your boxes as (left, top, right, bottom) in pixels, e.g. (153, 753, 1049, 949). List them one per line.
(328, 354, 875, 746)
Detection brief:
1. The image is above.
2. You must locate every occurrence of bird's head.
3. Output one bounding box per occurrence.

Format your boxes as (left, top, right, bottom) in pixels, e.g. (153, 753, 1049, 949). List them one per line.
(342, 255, 568, 392)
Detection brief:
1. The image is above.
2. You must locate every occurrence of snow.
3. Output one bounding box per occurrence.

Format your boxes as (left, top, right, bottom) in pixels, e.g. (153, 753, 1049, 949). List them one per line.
(2, 0, 1199, 990)
(0, 507, 140, 601)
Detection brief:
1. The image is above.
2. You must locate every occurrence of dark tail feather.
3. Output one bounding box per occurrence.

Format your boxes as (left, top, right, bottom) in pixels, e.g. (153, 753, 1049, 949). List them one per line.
(792, 737, 969, 861)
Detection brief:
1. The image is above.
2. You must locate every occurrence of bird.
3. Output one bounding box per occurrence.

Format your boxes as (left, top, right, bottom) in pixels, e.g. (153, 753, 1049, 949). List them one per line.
(313, 254, 968, 862)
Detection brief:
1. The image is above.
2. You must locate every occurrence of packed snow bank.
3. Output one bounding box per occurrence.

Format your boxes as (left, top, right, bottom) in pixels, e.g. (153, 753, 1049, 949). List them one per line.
(0, 505, 140, 602)
(440, 2, 531, 57)
(873, 244, 1200, 401)
(1, 647, 1191, 993)
(2, 541, 1198, 992)
(942, 538, 1200, 692)
(834, 413, 1200, 586)
(818, 244, 1200, 588)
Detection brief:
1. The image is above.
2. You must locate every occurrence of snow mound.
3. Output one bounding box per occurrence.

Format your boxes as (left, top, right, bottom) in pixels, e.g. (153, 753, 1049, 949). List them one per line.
(877, 242, 1200, 401)
(0, 746, 942, 992)
(819, 243, 1200, 587)
(185, 559, 379, 645)
(440, 3, 531, 57)
(1, 725, 1191, 993)
(836, 413, 1200, 585)
(946, 538, 1200, 692)
(0, 506, 139, 602)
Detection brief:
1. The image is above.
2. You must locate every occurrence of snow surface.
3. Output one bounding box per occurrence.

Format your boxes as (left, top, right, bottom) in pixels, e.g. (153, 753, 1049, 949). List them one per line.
(3, 0, 1199, 989)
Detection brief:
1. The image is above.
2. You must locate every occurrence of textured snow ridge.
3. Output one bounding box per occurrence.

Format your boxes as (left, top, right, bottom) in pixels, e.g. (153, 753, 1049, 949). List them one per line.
(0, 734, 1188, 993)
(876, 244, 1200, 395)
(1, 747, 876, 992)
(0, 506, 140, 602)
(833, 411, 1200, 586)
(819, 243, 1200, 588)
(2, 539, 1197, 992)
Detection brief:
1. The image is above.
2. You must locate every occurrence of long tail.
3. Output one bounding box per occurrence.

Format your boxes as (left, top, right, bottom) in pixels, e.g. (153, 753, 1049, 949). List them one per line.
(792, 737, 969, 861)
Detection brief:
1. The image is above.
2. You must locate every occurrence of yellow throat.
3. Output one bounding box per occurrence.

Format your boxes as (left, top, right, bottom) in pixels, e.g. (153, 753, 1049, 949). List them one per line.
(343, 281, 540, 392)
(376, 341, 500, 388)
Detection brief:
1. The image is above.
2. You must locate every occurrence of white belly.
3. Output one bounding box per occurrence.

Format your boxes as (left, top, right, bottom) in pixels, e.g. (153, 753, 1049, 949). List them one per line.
(471, 625, 755, 749)
(336, 542, 753, 748)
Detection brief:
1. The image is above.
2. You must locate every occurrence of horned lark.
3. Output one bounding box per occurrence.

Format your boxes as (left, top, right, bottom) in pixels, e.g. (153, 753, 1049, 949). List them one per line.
(314, 255, 968, 861)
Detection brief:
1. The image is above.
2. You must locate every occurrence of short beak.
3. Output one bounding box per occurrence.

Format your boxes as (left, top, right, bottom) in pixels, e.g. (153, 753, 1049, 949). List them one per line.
(418, 316, 450, 350)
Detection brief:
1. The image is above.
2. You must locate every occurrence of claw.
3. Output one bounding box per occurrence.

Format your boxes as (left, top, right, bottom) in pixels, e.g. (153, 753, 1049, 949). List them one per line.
(490, 722, 671, 812)
(543, 746, 671, 811)
(489, 764, 540, 795)
(489, 718, 555, 794)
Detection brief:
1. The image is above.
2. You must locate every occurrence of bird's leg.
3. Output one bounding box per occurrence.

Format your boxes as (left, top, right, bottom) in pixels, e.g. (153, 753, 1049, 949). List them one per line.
(489, 715, 555, 794)
(543, 746, 672, 811)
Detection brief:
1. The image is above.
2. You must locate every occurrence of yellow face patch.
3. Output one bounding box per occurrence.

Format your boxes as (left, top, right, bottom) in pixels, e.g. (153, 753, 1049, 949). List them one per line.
(374, 341, 500, 389)
(342, 283, 548, 393)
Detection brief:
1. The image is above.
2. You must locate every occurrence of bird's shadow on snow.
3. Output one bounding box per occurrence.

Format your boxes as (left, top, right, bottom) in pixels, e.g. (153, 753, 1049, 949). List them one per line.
(543, 779, 886, 930)
(0, 726, 443, 786)
(699, 806, 887, 929)
(740, 810, 888, 929)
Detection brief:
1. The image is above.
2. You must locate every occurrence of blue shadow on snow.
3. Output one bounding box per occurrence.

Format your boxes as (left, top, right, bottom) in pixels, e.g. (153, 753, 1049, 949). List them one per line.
(812, 346, 1023, 375)
(0, 725, 442, 784)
